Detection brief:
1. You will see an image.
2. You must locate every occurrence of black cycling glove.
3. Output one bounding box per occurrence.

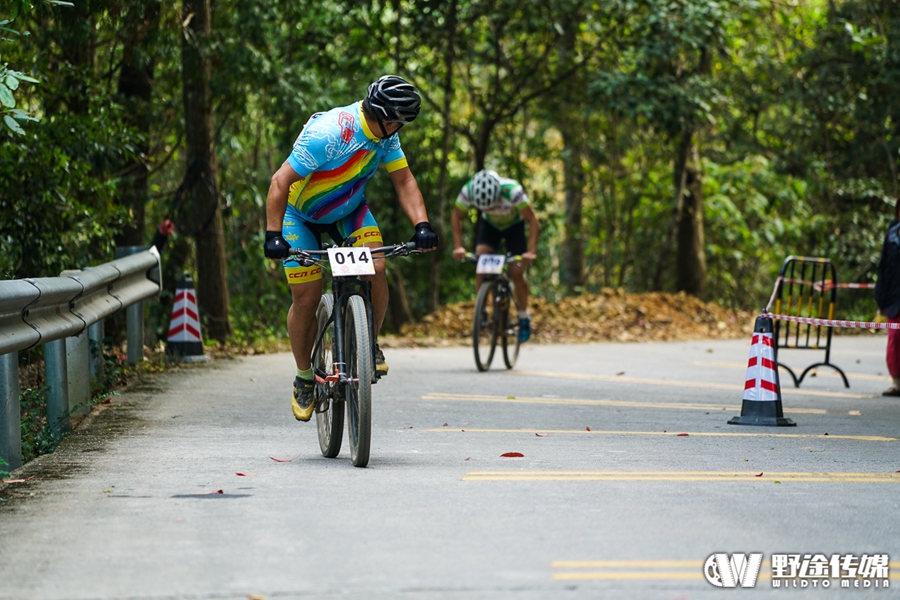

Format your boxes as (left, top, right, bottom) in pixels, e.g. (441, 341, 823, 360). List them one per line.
(410, 221, 438, 250)
(264, 231, 290, 259)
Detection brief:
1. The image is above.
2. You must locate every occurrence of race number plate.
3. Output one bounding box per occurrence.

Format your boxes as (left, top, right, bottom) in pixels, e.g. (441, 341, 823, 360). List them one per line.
(475, 254, 505, 275)
(327, 247, 376, 277)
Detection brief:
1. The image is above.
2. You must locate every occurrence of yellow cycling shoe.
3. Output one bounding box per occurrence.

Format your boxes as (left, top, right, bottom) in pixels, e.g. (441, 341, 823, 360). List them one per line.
(374, 343, 389, 377)
(291, 376, 316, 421)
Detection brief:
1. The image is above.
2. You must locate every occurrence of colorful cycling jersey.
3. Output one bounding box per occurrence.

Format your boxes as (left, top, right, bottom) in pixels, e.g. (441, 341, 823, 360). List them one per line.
(286, 101, 408, 224)
(455, 174, 529, 230)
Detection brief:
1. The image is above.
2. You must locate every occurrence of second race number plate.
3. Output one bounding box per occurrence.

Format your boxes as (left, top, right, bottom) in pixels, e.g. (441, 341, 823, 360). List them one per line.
(327, 247, 376, 277)
(475, 254, 505, 275)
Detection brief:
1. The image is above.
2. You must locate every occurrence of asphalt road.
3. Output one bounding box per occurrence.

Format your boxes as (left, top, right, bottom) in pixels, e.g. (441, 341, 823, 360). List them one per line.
(1, 334, 899, 599)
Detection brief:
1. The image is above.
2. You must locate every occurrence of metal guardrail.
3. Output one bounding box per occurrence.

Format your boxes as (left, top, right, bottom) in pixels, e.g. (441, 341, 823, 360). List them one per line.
(0, 247, 161, 471)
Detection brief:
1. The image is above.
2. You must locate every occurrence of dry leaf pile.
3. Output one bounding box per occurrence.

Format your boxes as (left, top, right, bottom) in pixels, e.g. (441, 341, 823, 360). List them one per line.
(386, 289, 757, 348)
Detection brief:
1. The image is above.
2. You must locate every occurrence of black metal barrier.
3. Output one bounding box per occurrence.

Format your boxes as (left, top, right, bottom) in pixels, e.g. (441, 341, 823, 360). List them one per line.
(772, 256, 849, 388)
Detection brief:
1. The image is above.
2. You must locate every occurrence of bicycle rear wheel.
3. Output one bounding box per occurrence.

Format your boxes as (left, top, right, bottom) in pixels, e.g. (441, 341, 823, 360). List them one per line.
(473, 280, 499, 371)
(501, 284, 521, 369)
(344, 295, 373, 467)
(315, 294, 343, 458)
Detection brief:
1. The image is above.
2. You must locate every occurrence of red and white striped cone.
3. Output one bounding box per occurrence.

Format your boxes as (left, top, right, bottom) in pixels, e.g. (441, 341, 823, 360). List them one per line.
(165, 275, 209, 362)
(728, 315, 795, 426)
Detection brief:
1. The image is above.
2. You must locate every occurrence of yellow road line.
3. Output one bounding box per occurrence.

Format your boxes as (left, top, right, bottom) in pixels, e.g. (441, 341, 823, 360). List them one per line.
(550, 560, 900, 581)
(552, 560, 703, 568)
(508, 370, 872, 399)
(421, 392, 833, 415)
(424, 427, 897, 442)
(693, 361, 891, 382)
(551, 560, 900, 569)
(554, 571, 701, 580)
(463, 471, 900, 482)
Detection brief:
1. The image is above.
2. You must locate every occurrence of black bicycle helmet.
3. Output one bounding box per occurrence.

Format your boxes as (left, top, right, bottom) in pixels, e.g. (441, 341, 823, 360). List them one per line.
(366, 75, 421, 124)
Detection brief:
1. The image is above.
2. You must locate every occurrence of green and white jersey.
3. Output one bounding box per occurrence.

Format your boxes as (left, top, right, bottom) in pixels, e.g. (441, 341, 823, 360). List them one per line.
(455, 174, 529, 230)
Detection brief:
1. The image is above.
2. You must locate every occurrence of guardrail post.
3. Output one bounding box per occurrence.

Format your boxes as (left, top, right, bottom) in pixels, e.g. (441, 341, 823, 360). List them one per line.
(0, 352, 21, 471)
(89, 321, 104, 382)
(66, 330, 91, 417)
(116, 246, 148, 365)
(44, 339, 70, 437)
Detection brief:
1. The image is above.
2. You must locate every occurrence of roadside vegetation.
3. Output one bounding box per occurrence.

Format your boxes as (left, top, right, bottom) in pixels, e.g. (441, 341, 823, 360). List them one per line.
(0, 0, 896, 465)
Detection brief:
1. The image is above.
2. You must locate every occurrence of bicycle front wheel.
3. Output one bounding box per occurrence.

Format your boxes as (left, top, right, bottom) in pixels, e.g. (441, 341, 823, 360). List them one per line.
(314, 294, 343, 458)
(473, 280, 499, 371)
(344, 295, 373, 467)
(501, 284, 521, 369)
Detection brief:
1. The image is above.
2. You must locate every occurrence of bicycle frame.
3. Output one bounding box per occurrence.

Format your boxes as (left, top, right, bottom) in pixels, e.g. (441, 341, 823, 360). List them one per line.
(316, 276, 376, 388)
(298, 242, 416, 392)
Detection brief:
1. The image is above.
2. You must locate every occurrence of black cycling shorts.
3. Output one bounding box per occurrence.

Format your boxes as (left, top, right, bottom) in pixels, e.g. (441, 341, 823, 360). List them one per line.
(475, 219, 527, 255)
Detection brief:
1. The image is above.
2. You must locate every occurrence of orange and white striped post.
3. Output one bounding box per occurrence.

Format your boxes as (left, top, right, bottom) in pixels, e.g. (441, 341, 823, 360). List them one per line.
(728, 315, 795, 427)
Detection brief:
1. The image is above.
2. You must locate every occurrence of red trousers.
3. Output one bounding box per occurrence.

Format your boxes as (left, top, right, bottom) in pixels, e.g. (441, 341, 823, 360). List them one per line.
(888, 316, 900, 378)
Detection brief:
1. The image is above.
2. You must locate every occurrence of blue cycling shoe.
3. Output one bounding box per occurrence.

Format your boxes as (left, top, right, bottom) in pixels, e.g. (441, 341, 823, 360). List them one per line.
(518, 317, 531, 343)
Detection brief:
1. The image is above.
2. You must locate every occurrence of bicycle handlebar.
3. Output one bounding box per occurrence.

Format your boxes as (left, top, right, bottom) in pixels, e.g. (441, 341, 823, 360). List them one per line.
(461, 252, 523, 265)
(288, 241, 420, 267)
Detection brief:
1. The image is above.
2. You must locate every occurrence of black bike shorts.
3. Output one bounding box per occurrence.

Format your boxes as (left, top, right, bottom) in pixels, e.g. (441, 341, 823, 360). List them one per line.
(475, 220, 527, 255)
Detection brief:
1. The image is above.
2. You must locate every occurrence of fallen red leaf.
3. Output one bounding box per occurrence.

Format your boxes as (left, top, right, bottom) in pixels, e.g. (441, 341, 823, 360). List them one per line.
(677, 433, 689, 437)
(535, 433, 549, 437)
(269, 453, 301, 463)
(585, 427, 591, 432)
(101, 398, 111, 404)
(235, 472, 257, 477)
(443, 423, 449, 427)
(501, 452, 524, 457)
(465, 457, 470, 461)
(755, 472, 763, 477)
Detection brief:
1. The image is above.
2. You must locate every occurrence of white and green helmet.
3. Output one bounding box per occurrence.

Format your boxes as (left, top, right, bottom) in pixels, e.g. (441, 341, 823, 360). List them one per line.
(470, 169, 502, 210)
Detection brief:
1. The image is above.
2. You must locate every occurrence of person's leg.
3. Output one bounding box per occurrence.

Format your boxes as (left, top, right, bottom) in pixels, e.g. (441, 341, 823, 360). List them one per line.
(885, 316, 900, 395)
(287, 279, 324, 371)
(282, 212, 325, 420)
(502, 221, 530, 314)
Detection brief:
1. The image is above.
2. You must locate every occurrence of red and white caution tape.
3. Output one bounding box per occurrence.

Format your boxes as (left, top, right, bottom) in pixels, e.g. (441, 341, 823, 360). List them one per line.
(763, 313, 900, 330)
(781, 278, 875, 291)
(764, 277, 874, 312)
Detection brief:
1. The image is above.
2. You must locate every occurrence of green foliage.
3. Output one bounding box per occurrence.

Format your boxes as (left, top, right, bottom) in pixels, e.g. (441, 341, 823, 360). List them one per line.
(1, 0, 896, 346)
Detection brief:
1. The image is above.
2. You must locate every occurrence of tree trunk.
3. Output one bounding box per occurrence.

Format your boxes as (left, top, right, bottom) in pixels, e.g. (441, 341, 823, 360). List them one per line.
(182, 0, 231, 341)
(115, 1, 161, 248)
(557, 9, 584, 294)
(427, 0, 458, 313)
(652, 129, 693, 291)
(386, 266, 413, 332)
(675, 144, 706, 296)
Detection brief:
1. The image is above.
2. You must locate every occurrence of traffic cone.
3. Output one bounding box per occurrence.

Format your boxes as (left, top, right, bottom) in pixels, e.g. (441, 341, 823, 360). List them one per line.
(165, 275, 209, 362)
(728, 315, 795, 427)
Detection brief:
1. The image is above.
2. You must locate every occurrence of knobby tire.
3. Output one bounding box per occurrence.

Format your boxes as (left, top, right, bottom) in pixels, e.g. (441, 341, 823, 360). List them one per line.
(473, 280, 499, 371)
(345, 295, 373, 467)
(501, 284, 521, 370)
(315, 294, 343, 458)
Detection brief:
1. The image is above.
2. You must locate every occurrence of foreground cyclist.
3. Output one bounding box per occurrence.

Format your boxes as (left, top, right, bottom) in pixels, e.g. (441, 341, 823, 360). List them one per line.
(263, 75, 438, 421)
(451, 170, 539, 342)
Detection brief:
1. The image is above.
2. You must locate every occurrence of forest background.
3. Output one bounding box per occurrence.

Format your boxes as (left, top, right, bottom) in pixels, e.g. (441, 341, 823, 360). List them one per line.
(1, 0, 897, 349)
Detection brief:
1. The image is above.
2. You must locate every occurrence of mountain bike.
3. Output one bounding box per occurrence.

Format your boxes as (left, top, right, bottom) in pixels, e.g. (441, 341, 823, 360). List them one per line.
(466, 252, 522, 372)
(288, 241, 420, 467)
